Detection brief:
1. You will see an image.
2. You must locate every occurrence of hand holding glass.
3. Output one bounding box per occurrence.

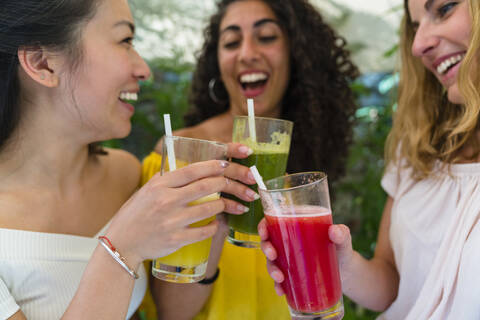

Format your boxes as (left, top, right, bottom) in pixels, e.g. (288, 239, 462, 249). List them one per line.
(259, 172, 343, 319)
(151, 136, 227, 283)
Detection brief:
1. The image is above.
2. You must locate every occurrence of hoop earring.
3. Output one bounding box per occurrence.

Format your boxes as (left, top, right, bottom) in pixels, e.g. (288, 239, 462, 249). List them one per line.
(208, 78, 227, 104)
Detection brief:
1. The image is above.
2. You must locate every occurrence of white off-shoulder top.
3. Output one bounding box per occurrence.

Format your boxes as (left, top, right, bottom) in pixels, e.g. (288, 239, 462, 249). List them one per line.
(0, 223, 147, 320)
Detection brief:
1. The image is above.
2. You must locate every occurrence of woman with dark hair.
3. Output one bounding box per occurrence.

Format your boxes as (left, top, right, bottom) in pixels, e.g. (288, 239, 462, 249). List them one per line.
(261, 0, 480, 319)
(177, 0, 358, 178)
(0, 0, 254, 319)
(149, 0, 358, 319)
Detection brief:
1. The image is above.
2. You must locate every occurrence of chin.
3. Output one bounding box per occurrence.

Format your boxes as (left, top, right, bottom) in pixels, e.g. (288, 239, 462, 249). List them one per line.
(110, 123, 132, 140)
(447, 87, 465, 105)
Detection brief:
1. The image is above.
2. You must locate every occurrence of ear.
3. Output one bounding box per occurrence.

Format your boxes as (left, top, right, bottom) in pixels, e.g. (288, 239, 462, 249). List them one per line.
(17, 47, 60, 88)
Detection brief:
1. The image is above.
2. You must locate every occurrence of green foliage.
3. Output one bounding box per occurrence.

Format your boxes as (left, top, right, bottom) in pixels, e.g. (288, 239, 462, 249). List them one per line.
(332, 75, 397, 319)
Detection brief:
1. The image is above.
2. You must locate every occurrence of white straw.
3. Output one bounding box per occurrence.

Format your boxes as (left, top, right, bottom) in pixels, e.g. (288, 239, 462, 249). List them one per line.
(247, 99, 257, 142)
(163, 114, 177, 171)
(250, 165, 266, 190)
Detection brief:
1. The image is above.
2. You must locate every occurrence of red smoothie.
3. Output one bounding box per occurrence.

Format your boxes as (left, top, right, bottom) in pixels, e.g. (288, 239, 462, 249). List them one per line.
(265, 206, 342, 313)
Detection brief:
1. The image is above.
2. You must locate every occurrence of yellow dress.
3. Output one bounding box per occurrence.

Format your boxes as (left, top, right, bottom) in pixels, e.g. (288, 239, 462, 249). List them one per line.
(138, 152, 290, 320)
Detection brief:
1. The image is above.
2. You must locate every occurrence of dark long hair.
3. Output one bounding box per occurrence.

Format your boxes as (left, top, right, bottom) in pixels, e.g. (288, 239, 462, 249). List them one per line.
(185, 0, 359, 182)
(0, 0, 105, 154)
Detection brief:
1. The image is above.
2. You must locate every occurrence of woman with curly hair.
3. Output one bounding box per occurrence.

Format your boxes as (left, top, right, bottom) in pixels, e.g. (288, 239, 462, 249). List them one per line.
(147, 0, 358, 319)
(261, 0, 480, 318)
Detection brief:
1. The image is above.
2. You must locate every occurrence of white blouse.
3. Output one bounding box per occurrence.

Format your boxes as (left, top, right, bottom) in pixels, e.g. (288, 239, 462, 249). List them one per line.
(0, 225, 147, 320)
(378, 161, 480, 319)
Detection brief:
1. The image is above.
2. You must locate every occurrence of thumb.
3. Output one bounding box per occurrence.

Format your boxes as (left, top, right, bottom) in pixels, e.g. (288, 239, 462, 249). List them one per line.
(328, 224, 353, 263)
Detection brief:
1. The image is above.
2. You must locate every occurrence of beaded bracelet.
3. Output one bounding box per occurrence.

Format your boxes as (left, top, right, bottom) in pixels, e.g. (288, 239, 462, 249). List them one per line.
(198, 267, 220, 285)
(98, 236, 139, 280)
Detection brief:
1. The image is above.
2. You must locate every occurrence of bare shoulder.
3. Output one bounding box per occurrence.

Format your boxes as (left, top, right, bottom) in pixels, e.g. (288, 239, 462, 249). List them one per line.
(101, 148, 141, 196)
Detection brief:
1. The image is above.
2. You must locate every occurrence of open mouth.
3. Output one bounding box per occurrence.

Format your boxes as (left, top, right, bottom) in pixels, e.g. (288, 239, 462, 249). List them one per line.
(119, 92, 138, 103)
(436, 54, 465, 75)
(239, 72, 269, 91)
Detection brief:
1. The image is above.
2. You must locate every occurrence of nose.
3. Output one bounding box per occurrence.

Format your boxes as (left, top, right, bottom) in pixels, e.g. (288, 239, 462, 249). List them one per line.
(411, 22, 439, 57)
(133, 50, 151, 81)
(238, 37, 260, 64)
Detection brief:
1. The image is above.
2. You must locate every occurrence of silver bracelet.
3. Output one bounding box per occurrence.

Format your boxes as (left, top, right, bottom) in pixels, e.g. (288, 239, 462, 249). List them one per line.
(98, 237, 139, 279)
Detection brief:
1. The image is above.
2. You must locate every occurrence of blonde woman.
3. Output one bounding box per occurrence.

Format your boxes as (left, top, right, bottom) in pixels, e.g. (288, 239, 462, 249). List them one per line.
(260, 0, 480, 319)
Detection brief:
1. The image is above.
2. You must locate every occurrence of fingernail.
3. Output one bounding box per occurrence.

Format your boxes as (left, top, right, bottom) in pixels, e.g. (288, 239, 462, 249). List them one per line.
(273, 271, 282, 281)
(238, 146, 253, 155)
(220, 161, 230, 168)
(247, 171, 256, 181)
(246, 189, 260, 200)
(237, 204, 249, 213)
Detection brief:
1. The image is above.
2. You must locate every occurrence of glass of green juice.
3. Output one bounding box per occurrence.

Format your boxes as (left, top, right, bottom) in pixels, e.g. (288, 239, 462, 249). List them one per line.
(228, 116, 293, 248)
(151, 136, 227, 283)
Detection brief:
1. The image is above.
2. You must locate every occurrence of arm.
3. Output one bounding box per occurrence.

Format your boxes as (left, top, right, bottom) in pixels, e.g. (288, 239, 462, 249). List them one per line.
(336, 196, 399, 311)
(9, 161, 235, 320)
(260, 196, 399, 312)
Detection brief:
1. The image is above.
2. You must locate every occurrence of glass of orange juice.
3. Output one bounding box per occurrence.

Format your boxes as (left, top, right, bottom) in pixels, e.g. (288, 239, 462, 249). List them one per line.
(151, 136, 227, 283)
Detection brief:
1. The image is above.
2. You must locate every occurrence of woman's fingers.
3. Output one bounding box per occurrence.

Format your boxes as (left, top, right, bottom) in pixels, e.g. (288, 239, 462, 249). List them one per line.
(222, 178, 258, 202)
(176, 198, 225, 226)
(222, 198, 249, 215)
(261, 240, 277, 261)
(172, 219, 220, 249)
(274, 283, 285, 296)
(224, 161, 256, 185)
(226, 142, 253, 159)
(155, 160, 229, 188)
(328, 224, 352, 249)
(257, 218, 268, 240)
(328, 224, 354, 268)
(175, 175, 229, 205)
(266, 260, 284, 283)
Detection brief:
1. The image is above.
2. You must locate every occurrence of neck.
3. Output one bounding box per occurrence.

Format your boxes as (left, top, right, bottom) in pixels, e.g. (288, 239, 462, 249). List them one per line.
(229, 103, 282, 119)
(0, 101, 96, 193)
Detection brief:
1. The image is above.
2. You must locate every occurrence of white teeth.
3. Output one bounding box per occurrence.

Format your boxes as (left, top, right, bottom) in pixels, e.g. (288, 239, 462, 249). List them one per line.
(240, 73, 268, 83)
(436, 54, 464, 75)
(119, 92, 138, 101)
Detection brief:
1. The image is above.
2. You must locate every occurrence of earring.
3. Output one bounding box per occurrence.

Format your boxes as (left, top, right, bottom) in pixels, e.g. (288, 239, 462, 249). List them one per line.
(39, 73, 45, 80)
(208, 78, 227, 104)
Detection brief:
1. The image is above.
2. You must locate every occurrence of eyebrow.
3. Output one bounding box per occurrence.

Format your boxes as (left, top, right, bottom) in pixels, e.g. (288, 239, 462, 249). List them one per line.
(114, 20, 135, 33)
(424, 0, 435, 11)
(220, 18, 280, 35)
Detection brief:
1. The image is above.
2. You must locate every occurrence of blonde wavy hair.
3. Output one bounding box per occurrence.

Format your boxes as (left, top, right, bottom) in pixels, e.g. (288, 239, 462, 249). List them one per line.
(385, 0, 480, 179)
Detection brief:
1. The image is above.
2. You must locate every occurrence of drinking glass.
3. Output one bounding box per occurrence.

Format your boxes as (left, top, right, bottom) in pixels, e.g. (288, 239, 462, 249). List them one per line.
(151, 136, 227, 283)
(228, 116, 293, 248)
(259, 172, 344, 319)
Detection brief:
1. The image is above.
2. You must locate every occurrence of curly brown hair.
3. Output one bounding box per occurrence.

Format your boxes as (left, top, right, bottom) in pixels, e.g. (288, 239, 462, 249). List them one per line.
(185, 0, 359, 183)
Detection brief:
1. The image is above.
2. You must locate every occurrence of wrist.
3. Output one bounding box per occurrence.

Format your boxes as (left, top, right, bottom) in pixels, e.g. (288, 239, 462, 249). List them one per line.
(198, 267, 220, 285)
(100, 233, 142, 276)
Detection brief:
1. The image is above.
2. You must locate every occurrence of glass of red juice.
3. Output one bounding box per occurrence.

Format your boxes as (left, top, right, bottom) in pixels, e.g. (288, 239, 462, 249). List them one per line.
(258, 172, 343, 319)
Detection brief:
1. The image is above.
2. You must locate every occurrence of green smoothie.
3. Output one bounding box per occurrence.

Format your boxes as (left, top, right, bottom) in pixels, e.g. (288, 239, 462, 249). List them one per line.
(228, 128, 291, 236)
(229, 151, 289, 234)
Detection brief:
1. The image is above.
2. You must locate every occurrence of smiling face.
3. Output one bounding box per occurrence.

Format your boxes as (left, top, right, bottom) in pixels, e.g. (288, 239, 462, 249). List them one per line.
(218, 0, 290, 117)
(408, 0, 471, 104)
(63, 0, 150, 140)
